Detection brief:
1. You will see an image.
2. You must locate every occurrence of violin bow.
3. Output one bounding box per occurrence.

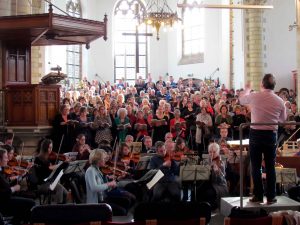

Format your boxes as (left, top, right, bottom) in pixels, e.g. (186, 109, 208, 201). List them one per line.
(55, 134, 65, 165)
(17, 142, 25, 184)
(18, 142, 25, 168)
(112, 140, 120, 179)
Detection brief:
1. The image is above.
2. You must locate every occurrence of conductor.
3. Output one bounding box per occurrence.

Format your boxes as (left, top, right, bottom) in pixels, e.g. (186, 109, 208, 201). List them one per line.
(239, 74, 287, 204)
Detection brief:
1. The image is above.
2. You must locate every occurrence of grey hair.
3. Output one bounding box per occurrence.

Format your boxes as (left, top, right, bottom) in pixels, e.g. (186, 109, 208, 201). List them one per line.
(117, 108, 127, 117)
(208, 142, 220, 155)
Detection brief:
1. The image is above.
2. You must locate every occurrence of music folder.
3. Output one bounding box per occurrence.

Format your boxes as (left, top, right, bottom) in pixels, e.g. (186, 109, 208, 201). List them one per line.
(49, 170, 64, 191)
(44, 162, 63, 182)
(146, 169, 164, 189)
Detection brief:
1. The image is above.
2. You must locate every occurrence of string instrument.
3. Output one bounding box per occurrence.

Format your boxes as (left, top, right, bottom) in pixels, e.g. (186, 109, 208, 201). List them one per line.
(8, 157, 32, 169)
(100, 163, 129, 177)
(48, 151, 67, 163)
(49, 134, 66, 164)
(3, 166, 27, 183)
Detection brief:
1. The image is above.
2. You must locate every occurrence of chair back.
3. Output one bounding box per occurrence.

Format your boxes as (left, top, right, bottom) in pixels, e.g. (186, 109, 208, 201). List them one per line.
(31, 203, 112, 225)
(224, 215, 283, 225)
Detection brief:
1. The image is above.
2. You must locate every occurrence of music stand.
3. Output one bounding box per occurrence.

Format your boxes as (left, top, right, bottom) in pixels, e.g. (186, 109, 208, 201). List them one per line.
(180, 165, 211, 201)
(64, 152, 78, 161)
(63, 160, 87, 174)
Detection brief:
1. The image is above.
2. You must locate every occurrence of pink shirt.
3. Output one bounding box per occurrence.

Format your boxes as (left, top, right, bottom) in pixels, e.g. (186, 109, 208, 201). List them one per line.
(239, 89, 286, 131)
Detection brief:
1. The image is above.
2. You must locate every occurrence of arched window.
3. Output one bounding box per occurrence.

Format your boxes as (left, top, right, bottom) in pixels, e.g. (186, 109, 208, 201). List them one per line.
(114, 0, 148, 85)
(180, 0, 205, 64)
(66, 0, 82, 87)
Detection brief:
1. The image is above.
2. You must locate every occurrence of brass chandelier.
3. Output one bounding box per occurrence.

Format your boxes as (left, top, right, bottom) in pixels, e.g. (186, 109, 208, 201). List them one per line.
(140, 0, 181, 40)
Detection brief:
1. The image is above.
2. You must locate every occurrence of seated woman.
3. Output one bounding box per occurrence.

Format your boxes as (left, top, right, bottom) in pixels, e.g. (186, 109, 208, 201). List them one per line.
(196, 142, 228, 209)
(173, 137, 190, 162)
(0, 148, 35, 224)
(34, 139, 68, 204)
(72, 134, 91, 160)
(85, 149, 135, 216)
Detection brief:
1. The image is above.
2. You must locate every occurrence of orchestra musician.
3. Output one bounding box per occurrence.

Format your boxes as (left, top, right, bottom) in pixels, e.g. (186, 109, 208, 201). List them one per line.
(149, 141, 181, 202)
(196, 143, 228, 209)
(142, 136, 155, 154)
(85, 149, 135, 216)
(0, 148, 35, 224)
(34, 139, 68, 204)
(2, 133, 14, 147)
(72, 134, 91, 160)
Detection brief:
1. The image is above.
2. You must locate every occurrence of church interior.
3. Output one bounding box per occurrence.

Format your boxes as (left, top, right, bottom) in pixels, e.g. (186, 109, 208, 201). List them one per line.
(1, 0, 300, 224)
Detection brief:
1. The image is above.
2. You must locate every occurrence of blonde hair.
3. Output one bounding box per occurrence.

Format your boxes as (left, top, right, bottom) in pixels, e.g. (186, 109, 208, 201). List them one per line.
(89, 149, 107, 165)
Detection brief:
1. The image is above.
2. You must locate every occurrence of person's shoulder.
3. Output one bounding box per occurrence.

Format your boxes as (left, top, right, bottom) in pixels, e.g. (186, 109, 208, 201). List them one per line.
(85, 166, 95, 175)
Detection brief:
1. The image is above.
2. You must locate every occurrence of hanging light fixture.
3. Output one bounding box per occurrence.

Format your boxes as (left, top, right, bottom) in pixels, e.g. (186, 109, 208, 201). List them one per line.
(140, 0, 181, 40)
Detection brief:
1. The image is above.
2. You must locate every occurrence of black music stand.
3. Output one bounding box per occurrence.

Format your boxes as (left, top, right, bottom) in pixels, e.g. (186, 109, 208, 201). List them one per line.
(63, 160, 87, 175)
(180, 165, 211, 201)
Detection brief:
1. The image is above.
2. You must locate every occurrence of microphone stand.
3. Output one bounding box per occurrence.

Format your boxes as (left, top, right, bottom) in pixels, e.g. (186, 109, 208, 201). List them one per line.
(209, 68, 219, 84)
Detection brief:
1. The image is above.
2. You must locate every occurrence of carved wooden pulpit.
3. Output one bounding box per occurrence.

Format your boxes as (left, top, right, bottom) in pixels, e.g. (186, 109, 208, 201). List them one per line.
(0, 5, 107, 126)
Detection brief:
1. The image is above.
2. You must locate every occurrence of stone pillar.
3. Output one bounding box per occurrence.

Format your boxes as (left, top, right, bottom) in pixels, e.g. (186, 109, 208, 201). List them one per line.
(244, 0, 266, 91)
(11, 0, 31, 15)
(0, 0, 11, 16)
(229, 0, 234, 89)
(31, 0, 45, 84)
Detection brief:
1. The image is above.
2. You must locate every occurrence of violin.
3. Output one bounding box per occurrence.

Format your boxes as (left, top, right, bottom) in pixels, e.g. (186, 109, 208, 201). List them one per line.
(122, 152, 140, 164)
(100, 165, 128, 177)
(3, 166, 27, 180)
(48, 151, 67, 162)
(8, 157, 31, 169)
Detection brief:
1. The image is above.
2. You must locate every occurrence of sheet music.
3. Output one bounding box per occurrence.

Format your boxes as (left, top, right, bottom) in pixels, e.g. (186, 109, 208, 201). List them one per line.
(64, 152, 78, 161)
(44, 162, 63, 182)
(227, 139, 249, 146)
(146, 169, 164, 189)
(49, 170, 64, 191)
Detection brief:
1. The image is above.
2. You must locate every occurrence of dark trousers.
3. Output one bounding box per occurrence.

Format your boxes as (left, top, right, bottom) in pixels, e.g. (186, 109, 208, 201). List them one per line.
(0, 197, 35, 224)
(152, 181, 181, 202)
(249, 129, 277, 199)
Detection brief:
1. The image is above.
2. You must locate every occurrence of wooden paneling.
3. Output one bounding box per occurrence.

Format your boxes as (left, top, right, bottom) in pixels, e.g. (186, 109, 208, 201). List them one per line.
(6, 84, 60, 126)
(3, 44, 31, 86)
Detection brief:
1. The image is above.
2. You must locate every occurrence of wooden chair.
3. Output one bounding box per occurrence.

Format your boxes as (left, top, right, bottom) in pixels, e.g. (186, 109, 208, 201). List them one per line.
(30, 203, 112, 225)
(133, 202, 211, 225)
(224, 214, 283, 225)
